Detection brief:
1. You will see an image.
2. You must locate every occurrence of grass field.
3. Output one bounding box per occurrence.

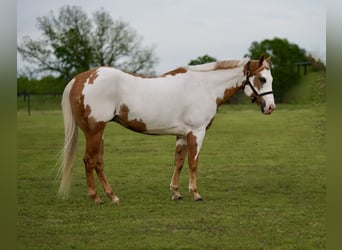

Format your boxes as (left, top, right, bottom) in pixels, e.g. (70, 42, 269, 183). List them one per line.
(17, 104, 326, 249)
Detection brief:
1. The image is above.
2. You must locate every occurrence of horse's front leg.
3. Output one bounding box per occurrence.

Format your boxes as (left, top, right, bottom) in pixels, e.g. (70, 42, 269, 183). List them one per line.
(170, 136, 188, 200)
(187, 129, 206, 201)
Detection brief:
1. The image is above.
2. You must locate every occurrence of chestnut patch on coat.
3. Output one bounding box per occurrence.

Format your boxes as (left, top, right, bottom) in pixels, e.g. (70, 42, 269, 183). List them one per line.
(243, 59, 270, 91)
(214, 60, 241, 70)
(70, 68, 99, 121)
(162, 67, 187, 76)
(74, 68, 99, 85)
(69, 74, 105, 133)
(253, 73, 264, 90)
(174, 143, 187, 170)
(113, 104, 147, 133)
(243, 60, 269, 77)
(216, 86, 242, 107)
(187, 131, 198, 161)
(123, 67, 187, 78)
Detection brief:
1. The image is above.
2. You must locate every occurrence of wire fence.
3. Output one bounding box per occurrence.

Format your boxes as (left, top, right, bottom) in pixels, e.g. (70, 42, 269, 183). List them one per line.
(17, 91, 250, 116)
(17, 93, 62, 115)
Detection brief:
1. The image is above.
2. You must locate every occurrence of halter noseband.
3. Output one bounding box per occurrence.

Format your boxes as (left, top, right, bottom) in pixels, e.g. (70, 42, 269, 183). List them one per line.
(243, 61, 273, 103)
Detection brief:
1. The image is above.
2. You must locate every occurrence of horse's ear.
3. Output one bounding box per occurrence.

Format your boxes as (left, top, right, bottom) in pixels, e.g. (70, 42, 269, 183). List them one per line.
(266, 55, 272, 63)
(259, 54, 265, 66)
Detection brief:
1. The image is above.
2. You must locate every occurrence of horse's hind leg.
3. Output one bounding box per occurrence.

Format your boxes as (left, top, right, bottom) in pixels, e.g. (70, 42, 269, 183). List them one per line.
(170, 136, 188, 200)
(83, 123, 118, 204)
(83, 128, 104, 204)
(95, 136, 120, 204)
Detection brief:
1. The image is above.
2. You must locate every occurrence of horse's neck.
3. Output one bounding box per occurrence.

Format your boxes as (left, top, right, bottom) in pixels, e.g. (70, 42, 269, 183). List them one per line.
(198, 66, 245, 98)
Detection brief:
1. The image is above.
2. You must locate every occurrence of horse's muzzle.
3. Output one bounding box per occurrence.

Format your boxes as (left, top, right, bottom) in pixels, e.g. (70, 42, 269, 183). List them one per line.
(261, 100, 275, 115)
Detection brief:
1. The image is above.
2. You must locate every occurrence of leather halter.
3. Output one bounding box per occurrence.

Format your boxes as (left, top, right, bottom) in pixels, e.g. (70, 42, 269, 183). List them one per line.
(243, 61, 274, 103)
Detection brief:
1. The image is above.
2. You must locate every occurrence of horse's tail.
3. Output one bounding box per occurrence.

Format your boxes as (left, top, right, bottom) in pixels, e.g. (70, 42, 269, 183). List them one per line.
(58, 79, 78, 199)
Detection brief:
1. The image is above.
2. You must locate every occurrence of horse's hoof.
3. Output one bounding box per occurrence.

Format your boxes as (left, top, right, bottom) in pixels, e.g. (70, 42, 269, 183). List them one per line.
(193, 195, 203, 201)
(172, 195, 183, 201)
(94, 199, 104, 205)
(112, 197, 120, 204)
(192, 192, 203, 201)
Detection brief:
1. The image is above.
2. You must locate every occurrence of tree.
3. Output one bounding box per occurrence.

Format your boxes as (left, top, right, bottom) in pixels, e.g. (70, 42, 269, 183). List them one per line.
(306, 54, 326, 72)
(17, 75, 65, 94)
(188, 54, 217, 65)
(18, 6, 158, 80)
(245, 38, 307, 102)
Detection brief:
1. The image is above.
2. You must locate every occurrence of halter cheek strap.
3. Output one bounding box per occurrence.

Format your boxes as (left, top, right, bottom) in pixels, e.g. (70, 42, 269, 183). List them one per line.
(243, 61, 273, 103)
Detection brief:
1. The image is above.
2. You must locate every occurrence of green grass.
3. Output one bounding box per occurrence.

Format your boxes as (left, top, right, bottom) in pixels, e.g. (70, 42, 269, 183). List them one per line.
(284, 70, 326, 104)
(17, 94, 62, 111)
(17, 104, 326, 249)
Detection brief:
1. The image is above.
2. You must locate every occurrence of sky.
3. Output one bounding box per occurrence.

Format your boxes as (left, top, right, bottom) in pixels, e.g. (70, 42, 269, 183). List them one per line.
(17, 0, 326, 75)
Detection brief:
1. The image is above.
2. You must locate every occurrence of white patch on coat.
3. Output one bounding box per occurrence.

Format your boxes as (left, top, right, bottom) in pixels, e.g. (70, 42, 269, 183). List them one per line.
(80, 58, 268, 136)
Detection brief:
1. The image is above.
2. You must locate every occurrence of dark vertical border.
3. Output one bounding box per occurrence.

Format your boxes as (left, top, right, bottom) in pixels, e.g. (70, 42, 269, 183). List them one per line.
(0, 0, 17, 249)
(327, 0, 342, 249)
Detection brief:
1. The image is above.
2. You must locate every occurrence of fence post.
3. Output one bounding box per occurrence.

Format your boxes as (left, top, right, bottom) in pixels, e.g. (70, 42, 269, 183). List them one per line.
(27, 93, 31, 116)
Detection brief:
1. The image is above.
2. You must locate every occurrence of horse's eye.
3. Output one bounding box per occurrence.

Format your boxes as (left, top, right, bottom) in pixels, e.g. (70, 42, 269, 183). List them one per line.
(259, 77, 266, 84)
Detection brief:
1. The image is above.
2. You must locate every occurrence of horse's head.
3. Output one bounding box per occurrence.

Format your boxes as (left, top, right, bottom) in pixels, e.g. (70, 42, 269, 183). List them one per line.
(243, 55, 276, 115)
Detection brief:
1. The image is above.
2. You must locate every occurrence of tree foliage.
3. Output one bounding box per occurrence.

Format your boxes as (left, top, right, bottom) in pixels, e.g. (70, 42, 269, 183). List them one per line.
(18, 6, 158, 80)
(188, 54, 217, 65)
(17, 76, 65, 94)
(306, 54, 326, 72)
(246, 38, 307, 102)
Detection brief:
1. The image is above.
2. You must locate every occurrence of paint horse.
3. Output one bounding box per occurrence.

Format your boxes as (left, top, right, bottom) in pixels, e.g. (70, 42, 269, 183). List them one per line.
(58, 55, 275, 204)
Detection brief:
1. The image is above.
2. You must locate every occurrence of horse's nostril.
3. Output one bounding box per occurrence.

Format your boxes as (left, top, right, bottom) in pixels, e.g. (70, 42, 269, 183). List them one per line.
(268, 104, 275, 111)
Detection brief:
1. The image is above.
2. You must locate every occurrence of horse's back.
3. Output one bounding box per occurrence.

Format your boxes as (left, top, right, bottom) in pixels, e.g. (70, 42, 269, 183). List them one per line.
(66, 66, 213, 135)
